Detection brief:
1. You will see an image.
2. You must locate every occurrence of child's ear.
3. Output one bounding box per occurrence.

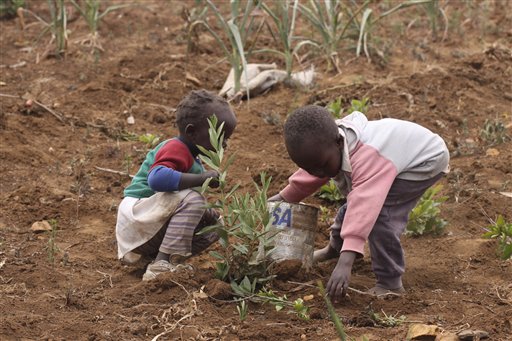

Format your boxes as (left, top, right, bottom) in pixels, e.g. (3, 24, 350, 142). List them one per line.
(184, 124, 196, 140)
(336, 134, 343, 147)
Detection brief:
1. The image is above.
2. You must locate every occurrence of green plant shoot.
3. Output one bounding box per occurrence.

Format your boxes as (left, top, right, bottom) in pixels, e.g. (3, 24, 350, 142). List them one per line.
(191, 0, 262, 98)
(483, 215, 512, 260)
(46, 219, 60, 266)
(198, 116, 275, 284)
(318, 179, 344, 203)
(318, 280, 347, 341)
(406, 185, 448, 236)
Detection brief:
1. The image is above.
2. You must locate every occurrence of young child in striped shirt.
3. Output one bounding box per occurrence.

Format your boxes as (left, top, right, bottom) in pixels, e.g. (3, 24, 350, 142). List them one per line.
(116, 89, 237, 281)
(269, 105, 449, 300)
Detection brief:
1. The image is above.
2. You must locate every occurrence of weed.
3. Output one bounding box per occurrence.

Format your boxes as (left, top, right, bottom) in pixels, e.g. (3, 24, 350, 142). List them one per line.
(319, 205, 331, 224)
(483, 215, 512, 260)
(369, 308, 406, 327)
(237, 300, 248, 321)
(406, 185, 448, 237)
(318, 179, 344, 203)
(122, 154, 133, 175)
(46, 219, 60, 266)
(138, 133, 161, 149)
(256, 288, 309, 320)
(231, 283, 310, 321)
(422, 0, 448, 41)
(480, 117, 510, 145)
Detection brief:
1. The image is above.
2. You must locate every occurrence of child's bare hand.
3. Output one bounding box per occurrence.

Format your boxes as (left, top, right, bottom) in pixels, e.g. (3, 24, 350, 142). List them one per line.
(203, 170, 220, 188)
(326, 251, 356, 302)
(268, 194, 284, 202)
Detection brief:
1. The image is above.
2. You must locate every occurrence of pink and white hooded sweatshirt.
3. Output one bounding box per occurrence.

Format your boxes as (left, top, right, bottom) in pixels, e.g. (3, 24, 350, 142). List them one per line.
(279, 112, 450, 255)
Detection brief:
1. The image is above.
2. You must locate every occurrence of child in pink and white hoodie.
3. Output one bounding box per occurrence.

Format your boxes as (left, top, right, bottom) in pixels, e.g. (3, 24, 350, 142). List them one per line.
(269, 105, 449, 301)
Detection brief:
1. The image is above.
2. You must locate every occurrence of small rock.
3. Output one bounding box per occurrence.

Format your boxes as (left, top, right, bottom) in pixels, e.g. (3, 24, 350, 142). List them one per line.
(406, 323, 442, 341)
(186, 72, 202, 86)
(303, 294, 314, 301)
(30, 220, 52, 232)
(457, 329, 489, 341)
(485, 148, 499, 156)
(127, 115, 135, 125)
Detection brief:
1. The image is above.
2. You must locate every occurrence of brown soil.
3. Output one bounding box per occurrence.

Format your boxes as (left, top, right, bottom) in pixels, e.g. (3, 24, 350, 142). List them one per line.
(1, 1, 511, 340)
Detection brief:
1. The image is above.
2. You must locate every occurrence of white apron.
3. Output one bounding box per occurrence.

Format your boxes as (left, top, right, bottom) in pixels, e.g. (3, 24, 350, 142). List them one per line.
(115, 190, 193, 262)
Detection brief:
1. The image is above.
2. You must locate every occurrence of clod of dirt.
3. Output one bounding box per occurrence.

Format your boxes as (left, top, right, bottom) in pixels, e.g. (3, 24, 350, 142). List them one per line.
(435, 333, 459, 341)
(204, 278, 232, 300)
(270, 259, 303, 280)
(140, 271, 193, 293)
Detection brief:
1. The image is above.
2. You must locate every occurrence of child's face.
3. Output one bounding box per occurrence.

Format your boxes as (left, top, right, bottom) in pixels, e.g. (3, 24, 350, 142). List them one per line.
(287, 135, 343, 178)
(194, 104, 237, 151)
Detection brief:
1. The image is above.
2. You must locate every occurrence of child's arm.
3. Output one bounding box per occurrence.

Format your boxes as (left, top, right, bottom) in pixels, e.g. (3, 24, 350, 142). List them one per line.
(148, 166, 219, 191)
(278, 168, 329, 202)
(339, 145, 397, 255)
(327, 145, 397, 300)
(147, 140, 219, 192)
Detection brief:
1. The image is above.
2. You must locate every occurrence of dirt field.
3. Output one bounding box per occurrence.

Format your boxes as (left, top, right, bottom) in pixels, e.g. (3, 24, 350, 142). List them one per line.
(1, 1, 511, 340)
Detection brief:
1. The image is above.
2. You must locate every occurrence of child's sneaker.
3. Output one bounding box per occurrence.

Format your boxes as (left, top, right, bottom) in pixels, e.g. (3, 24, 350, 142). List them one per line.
(142, 260, 193, 281)
(366, 286, 405, 298)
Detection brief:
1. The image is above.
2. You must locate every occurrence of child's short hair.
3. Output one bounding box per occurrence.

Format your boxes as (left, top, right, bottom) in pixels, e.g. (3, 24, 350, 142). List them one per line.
(176, 89, 229, 133)
(284, 105, 338, 148)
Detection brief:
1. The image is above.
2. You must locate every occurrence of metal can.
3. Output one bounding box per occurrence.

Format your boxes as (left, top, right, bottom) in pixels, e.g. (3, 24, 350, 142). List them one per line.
(267, 201, 318, 270)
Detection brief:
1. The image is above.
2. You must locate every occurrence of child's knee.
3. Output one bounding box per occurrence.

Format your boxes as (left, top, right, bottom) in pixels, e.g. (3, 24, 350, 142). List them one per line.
(183, 190, 207, 207)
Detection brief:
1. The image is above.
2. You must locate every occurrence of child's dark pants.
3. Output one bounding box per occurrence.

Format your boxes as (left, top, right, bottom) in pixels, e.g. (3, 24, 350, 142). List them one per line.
(328, 173, 444, 290)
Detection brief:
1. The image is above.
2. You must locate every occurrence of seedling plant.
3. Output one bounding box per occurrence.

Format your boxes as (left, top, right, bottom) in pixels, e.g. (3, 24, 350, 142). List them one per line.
(483, 215, 512, 260)
(182, 0, 208, 53)
(22, 0, 68, 57)
(70, 0, 138, 53)
(198, 116, 275, 284)
(480, 117, 510, 146)
(353, 0, 433, 60)
(318, 179, 344, 203)
(406, 185, 448, 237)
(326, 97, 370, 119)
(258, 0, 304, 78)
(198, 116, 310, 320)
(46, 219, 60, 266)
(191, 0, 263, 98)
(298, 0, 431, 68)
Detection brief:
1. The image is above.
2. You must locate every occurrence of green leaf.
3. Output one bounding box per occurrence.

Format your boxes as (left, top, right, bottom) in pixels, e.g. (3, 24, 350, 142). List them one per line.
(209, 250, 225, 260)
